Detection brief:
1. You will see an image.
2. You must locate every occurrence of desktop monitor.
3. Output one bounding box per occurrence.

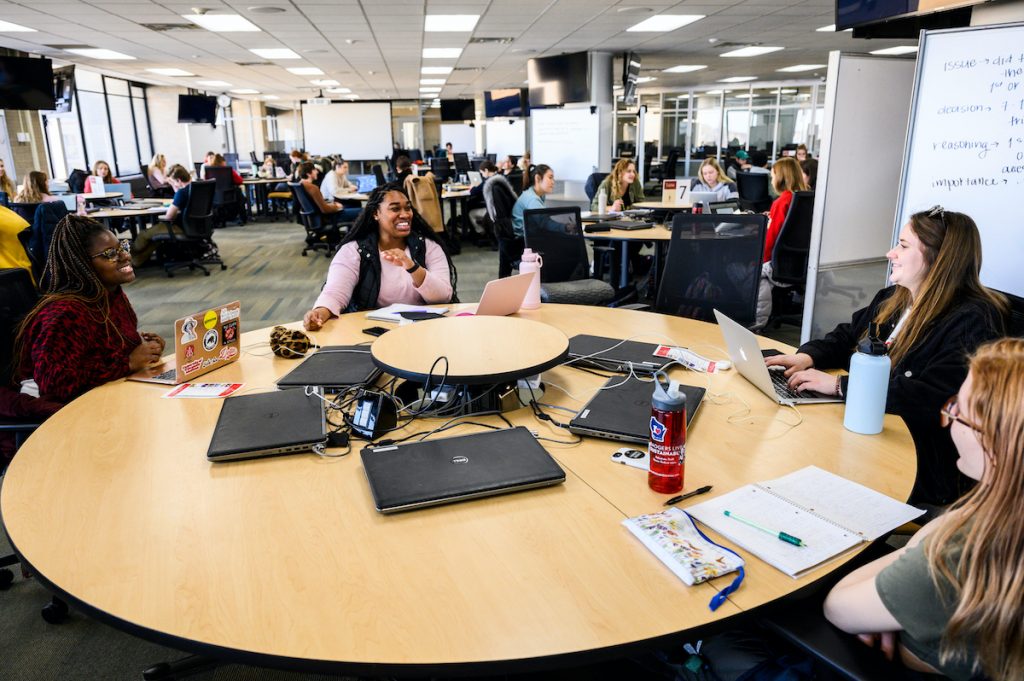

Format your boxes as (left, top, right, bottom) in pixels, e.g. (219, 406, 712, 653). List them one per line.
(177, 95, 217, 125)
(440, 99, 474, 122)
(453, 152, 470, 173)
(0, 56, 57, 110)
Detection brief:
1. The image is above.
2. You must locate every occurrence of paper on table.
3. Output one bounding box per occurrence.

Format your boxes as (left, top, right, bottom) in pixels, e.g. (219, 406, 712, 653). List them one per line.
(366, 304, 449, 323)
(163, 383, 243, 399)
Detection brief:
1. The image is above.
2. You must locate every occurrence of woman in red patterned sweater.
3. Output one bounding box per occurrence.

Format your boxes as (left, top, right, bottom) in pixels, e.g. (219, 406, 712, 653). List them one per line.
(15, 215, 166, 409)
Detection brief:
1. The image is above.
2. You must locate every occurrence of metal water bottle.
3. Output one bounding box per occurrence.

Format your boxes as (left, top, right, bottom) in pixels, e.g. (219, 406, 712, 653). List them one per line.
(843, 337, 890, 435)
(648, 372, 687, 494)
(519, 248, 543, 310)
(597, 188, 607, 215)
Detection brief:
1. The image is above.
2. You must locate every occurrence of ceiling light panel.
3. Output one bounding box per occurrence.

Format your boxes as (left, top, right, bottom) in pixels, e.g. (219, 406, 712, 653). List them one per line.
(718, 76, 757, 82)
(627, 14, 704, 32)
(0, 20, 36, 31)
(231, 89, 260, 94)
(424, 15, 479, 32)
(65, 48, 135, 60)
(250, 48, 300, 59)
(182, 14, 261, 32)
(423, 48, 463, 59)
(420, 78, 446, 85)
(287, 67, 324, 75)
(197, 80, 232, 87)
(146, 68, 194, 76)
(776, 64, 826, 73)
(663, 65, 707, 73)
(720, 46, 784, 58)
(421, 66, 454, 74)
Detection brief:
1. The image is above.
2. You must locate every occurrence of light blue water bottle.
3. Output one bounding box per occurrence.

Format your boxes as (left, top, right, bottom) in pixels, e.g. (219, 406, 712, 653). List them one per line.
(843, 337, 890, 435)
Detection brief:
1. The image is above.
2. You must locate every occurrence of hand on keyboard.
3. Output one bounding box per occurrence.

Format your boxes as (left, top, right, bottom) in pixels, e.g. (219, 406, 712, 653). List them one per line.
(787, 368, 838, 396)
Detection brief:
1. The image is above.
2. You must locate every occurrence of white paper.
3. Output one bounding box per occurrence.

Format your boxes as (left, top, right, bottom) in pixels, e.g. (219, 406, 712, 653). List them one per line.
(163, 383, 243, 399)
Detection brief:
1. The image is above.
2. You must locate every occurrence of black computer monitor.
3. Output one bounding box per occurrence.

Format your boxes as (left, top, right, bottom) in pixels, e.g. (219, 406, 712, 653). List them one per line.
(453, 152, 470, 173)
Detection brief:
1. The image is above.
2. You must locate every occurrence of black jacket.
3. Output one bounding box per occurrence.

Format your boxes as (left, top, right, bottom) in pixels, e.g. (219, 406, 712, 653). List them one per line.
(346, 231, 457, 313)
(799, 286, 1005, 506)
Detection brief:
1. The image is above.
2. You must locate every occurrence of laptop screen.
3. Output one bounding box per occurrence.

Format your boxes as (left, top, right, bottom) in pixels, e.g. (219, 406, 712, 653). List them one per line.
(350, 174, 378, 193)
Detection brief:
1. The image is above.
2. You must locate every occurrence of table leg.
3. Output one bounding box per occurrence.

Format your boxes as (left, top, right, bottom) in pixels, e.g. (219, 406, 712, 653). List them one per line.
(619, 242, 629, 290)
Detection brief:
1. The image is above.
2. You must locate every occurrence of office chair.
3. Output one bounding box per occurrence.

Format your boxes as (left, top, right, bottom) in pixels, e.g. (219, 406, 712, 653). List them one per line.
(429, 156, 452, 182)
(453, 152, 470, 174)
(151, 181, 225, 277)
(655, 213, 768, 328)
(373, 164, 387, 188)
(584, 172, 609, 202)
(204, 167, 246, 228)
(768, 191, 815, 328)
(0, 191, 8, 208)
(736, 171, 773, 213)
(522, 207, 615, 306)
(288, 182, 342, 257)
(1000, 291, 1024, 337)
(27, 202, 69, 282)
(66, 169, 87, 194)
(482, 174, 520, 278)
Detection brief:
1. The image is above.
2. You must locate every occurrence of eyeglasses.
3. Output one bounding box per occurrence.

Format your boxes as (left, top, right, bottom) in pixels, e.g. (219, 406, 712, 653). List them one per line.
(90, 239, 131, 262)
(940, 395, 982, 433)
(927, 204, 948, 231)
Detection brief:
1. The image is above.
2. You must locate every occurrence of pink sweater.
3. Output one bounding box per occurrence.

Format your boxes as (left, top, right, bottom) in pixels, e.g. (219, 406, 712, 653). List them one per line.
(313, 239, 453, 314)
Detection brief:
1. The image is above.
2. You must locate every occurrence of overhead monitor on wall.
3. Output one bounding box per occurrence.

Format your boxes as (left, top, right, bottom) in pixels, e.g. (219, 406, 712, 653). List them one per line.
(301, 102, 394, 159)
(52, 66, 75, 114)
(527, 52, 590, 108)
(622, 53, 641, 107)
(440, 99, 475, 122)
(177, 95, 217, 125)
(835, 0, 987, 31)
(484, 89, 529, 118)
(0, 56, 56, 111)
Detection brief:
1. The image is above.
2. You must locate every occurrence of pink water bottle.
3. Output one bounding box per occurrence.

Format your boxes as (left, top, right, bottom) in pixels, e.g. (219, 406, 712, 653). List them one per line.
(76, 194, 87, 216)
(648, 373, 687, 494)
(519, 248, 543, 310)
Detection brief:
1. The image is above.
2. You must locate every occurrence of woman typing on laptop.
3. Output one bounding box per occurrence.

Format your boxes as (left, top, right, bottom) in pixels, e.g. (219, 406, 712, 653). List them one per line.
(303, 183, 457, 330)
(765, 207, 1006, 507)
(14, 215, 165, 410)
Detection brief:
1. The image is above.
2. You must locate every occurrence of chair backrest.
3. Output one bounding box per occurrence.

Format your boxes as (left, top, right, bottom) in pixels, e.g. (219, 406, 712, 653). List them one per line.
(403, 174, 443, 233)
(0, 191, 9, 208)
(0, 267, 39, 386)
(770, 191, 815, 286)
(522, 207, 590, 283)
(735, 171, 771, 203)
(1001, 291, 1024, 338)
(9, 203, 39, 224)
(482, 175, 518, 239)
(203, 166, 236, 204)
(584, 172, 609, 201)
(181, 180, 216, 238)
(656, 213, 768, 328)
(119, 175, 149, 199)
(28, 202, 69, 277)
(373, 164, 387, 187)
(663, 149, 679, 179)
(66, 169, 87, 194)
(453, 152, 470, 173)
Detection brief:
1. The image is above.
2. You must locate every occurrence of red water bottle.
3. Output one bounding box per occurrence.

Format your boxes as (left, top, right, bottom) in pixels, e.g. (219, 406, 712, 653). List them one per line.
(648, 373, 687, 494)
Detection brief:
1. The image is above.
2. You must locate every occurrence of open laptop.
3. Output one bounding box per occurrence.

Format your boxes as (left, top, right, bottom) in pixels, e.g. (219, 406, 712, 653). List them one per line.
(128, 301, 242, 385)
(569, 375, 706, 444)
(350, 174, 378, 193)
(460, 272, 535, 316)
(276, 346, 382, 391)
(713, 309, 842, 406)
(467, 170, 482, 186)
(566, 334, 674, 374)
(207, 388, 327, 462)
(708, 200, 741, 214)
(688, 191, 720, 212)
(361, 426, 565, 513)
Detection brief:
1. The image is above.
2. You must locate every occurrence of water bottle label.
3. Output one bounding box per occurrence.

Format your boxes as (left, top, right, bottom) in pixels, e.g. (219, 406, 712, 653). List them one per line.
(649, 416, 667, 443)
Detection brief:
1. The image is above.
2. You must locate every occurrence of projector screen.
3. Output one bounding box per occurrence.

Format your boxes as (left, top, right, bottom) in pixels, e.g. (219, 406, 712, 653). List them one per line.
(301, 102, 393, 159)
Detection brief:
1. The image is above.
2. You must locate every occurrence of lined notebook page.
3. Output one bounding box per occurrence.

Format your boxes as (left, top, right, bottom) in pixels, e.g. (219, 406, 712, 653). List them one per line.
(758, 466, 923, 540)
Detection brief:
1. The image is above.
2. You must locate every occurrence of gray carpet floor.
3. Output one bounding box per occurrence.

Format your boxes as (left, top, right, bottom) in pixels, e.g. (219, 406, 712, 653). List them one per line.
(1, 214, 799, 680)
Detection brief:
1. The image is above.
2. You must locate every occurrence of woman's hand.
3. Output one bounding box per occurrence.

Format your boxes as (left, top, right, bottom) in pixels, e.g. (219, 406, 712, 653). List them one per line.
(303, 307, 333, 331)
(380, 248, 414, 270)
(788, 368, 838, 395)
(611, 199, 624, 212)
(140, 332, 166, 355)
(128, 339, 164, 371)
(764, 352, 814, 377)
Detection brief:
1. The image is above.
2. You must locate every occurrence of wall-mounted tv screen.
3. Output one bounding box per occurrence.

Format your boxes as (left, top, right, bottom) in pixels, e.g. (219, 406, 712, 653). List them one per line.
(836, 0, 986, 30)
(52, 66, 75, 114)
(622, 52, 641, 106)
(527, 51, 589, 108)
(484, 88, 529, 118)
(177, 95, 218, 125)
(440, 98, 475, 122)
(0, 56, 57, 111)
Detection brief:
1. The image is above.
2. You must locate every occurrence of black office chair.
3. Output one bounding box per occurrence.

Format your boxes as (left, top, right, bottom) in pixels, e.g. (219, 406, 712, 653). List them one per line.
(203, 166, 246, 228)
(584, 172, 609, 202)
(66, 169, 87, 194)
(736, 171, 773, 213)
(27, 202, 69, 283)
(151, 180, 225, 277)
(429, 156, 452, 182)
(655, 213, 768, 328)
(482, 174, 520, 278)
(373, 164, 387, 188)
(768, 191, 815, 328)
(0, 191, 9, 208)
(1000, 291, 1024, 337)
(522, 207, 615, 306)
(288, 182, 342, 257)
(453, 152, 470, 175)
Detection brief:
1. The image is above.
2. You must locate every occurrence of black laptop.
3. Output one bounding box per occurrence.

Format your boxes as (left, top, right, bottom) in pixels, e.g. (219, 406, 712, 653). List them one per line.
(207, 389, 327, 462)
(569, 375, 706, 444)
(566, 334, 674, 374)
(276, 346, 382, 391)
(593, 218, 655, 231)
(361, 427, 566, 513)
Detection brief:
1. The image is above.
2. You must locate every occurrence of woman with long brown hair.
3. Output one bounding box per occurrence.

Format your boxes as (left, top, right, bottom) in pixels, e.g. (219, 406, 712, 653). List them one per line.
(590, 158, 644, 213)
(13, 170, 61, 204)
(824, 338, 1024, 681)
(762, 156, 809, 263)
(767, 207, 1006, 505)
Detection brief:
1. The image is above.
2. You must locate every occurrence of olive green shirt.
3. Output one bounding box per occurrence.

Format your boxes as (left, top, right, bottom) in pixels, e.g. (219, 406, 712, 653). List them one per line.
(590, 175, 644, 211)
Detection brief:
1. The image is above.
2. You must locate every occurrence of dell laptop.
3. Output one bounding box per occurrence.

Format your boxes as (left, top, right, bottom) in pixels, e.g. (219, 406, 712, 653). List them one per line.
(569, 375, 706, 444)
(566, 334, 674, 374)
(129, 301, 242, 385)
(361, 426, 565, 513)
(714, 309, 842, 406)
(207, 388, 327, 462)
(276, 346, 382, 392)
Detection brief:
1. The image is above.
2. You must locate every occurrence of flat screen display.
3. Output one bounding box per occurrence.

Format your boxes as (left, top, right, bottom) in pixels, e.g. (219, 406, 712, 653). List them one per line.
(836, 0, 985, 30)
(177, 95, 218, 124)
(622, 52, 641, 106)
(484, 88, 529, 118)
(528, 52, 589, 107)
(440, 99, 475, 122)
(52, 66, 74, 114)
(0, 56, 56, 111)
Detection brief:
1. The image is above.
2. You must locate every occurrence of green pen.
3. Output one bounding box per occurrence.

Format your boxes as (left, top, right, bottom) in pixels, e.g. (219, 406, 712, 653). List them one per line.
(724, 510, 807, 547)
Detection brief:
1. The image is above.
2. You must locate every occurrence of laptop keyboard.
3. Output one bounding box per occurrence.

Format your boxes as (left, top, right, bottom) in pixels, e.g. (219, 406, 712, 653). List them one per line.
(770, 370, 824, 400)
(152, 367, 176, 381)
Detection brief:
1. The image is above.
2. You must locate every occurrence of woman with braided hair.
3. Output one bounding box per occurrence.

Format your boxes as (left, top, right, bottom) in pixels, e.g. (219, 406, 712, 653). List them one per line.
(14, 214, 165, 407)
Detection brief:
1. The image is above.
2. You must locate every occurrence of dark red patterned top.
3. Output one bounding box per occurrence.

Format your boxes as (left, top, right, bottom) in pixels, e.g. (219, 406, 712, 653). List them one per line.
(18, 288, 142, 405)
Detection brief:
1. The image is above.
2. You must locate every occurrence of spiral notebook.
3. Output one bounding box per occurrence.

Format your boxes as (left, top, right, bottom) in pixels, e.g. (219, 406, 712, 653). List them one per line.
(686, 466, 924, 578)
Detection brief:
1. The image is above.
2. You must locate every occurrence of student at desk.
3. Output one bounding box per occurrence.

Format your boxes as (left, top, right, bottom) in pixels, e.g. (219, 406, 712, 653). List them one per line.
(303, 184, 457, 329)
(824, 338, 1024, 681)
(590, 158, 643, 212)
(690, 158, 736, 202)
(767, 207, 1006, 507)
(320, 160, 359, 201)
(131, 164, 190, 266)
(13, 170, 62, 204)
(83, 160, 121, 194)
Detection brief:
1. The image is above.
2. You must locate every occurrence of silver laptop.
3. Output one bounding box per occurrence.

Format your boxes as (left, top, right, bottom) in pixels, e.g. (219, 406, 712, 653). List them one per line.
(713, 309, 842, 406)
(689, 190, 719, 211)
(468, 170, 482, 186)
(471, 272, 534, 315)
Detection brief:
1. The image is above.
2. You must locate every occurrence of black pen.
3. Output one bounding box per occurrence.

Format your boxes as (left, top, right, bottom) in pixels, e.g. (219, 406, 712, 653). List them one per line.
(664, 485, 713, 506)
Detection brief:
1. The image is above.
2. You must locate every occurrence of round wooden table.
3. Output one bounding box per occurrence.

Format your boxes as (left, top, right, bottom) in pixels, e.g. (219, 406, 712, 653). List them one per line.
(1, 305, 915, 676)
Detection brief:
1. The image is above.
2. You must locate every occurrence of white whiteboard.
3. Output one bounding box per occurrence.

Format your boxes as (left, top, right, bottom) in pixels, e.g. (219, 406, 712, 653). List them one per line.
(440, 123, 475, 155)
(484, 119, 526, 160)
(529, 107, 600, 182)
(301, 102, 393, 159)
(897, 22, 1024, 297)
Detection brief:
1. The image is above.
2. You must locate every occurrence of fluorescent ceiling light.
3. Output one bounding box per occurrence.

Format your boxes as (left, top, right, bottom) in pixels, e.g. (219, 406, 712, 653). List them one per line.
(732, 94, 755, 99)
(663, 64, 706, 73)
(704, 90, 724, 95)
(250, 48, 300, 59)
(420, 87, 442, 93)
(325, 87, 350, 93)
(424, 14, 479, 32)
(636, 76, 657, 83)
(196, 80, 231, 87)
(419, 93, 437, 99)
(0, 20, 36, 31)
(182, 13, 260, 32)
(430, 101, 440, 108)
(422, 48, 462, 59)
(627, 14, 704, 32)
(310, 79, 339, 86)
(870, 46, 918, 55)
(146, 68, 194, 76)
(66, 48, 135, 60)
(720, 46, 784, 58)
(262, 94, 279, 100)
(776, 64, 826, 73)
(776, 88, 798, 94)
(420, 78, 446, 85)
(230, 89, 260, 94)
(421, 66, 453, 74)
(718, 76, 757, 83)
(286, 66, 324, 75)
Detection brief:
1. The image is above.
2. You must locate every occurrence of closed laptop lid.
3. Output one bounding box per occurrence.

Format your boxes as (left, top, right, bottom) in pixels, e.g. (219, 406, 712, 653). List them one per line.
(570, 375, 705, 441)
(276, 346, 379, 389)
(567, 334, 671, 373)
(361, 427, 565, 512)
(207, 389, 326, 459)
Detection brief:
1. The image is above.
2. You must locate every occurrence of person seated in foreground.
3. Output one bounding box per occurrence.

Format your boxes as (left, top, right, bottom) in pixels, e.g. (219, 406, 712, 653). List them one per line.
(15, 214, 165, 408)
(303, 183, 457, 329)
(766, 207, 1006, 506)
(824, 337, 1024, 681)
